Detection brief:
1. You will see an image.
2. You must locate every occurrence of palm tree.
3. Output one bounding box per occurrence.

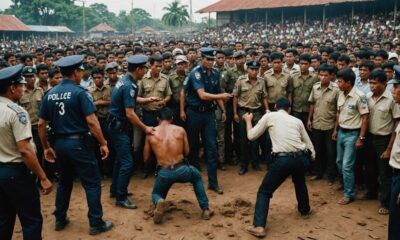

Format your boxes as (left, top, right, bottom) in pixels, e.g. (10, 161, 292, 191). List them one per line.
(162, 0, 189, 27)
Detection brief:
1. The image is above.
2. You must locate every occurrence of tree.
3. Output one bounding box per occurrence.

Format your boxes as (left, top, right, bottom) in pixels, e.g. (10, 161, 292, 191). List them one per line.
(162, 0, 189, 27)
(129, 8, 152, 30)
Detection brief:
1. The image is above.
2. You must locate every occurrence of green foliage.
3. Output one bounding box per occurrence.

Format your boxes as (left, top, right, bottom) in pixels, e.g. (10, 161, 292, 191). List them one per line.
(195, 17, 217, 31)
(162, 0, 190, 27)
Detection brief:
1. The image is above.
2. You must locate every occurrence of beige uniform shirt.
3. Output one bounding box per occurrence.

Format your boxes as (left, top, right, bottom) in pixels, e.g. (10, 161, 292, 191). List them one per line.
(247, 110, 315, 159)
(89, 84, 112, 119)
(138, 71, 172, 111)
(0, 97, 33, 163)
(367, 90, 400, 136)
(308, 82, 340, 130)
(338, 87, 369, 129)
(169, 70, 186, 105)
(263, 69, 291, 104)
(288, 72, 319, 112)
(232, 75, 267, 109)
(19, 87, 44, 126)
(390, 123, 400, 169)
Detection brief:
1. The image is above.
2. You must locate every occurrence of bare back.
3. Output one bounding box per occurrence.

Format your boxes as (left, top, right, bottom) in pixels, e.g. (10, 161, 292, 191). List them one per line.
(145, 122, 189, 166)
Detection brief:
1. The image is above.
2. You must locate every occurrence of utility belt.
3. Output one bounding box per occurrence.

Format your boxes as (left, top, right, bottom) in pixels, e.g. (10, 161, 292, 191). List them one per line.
(107, 115, 131, 133)
(339, 127, 360, 133)
(271, 149, 310, 159)
(157, 161, 187, 170)
(55, 132, 97, 148)
(238, 106, 263, 114)
(187, 105, 215, 113)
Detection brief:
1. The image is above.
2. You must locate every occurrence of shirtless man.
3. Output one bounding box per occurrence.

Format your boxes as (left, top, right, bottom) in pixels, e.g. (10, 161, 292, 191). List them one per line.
(144, 107, 214, 224)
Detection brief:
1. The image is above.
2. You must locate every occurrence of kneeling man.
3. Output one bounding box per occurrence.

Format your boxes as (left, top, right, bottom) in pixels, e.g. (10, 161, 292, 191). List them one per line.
(144, 107, 214, 224)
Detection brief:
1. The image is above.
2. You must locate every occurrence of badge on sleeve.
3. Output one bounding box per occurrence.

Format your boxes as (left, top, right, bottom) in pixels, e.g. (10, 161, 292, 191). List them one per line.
(195, 72, 201, 80)
(18, 114, 27, 125)
(183, 76, 189, 86)
(130, 89, 135, 97)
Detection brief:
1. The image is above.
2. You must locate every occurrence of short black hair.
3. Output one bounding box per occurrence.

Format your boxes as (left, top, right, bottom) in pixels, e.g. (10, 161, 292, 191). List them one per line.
(44, 53, 54, 60)
(149, 55, 163, 65)
(270, 52, 284, 61)
(20, 54, 32, 63)
(359, 61, 374, 71)
(328, 52, 340, 61)
(91, 67, 105, 77)
(4, 52, 15, 61)
(369, 69, 387, 83)
(36, 63, 49, 73)
(338, 55, 350, 64)
(299, 54, 311, 63)
(285, 48, 298, 56)
(275, 97, 291, 111)
(162, 52, 173, 60)
(375, 50, 389, 60)
(48, 67, 61, 78)
(337, 68, 356, 86)
(318, 63, 335, 74)
(96, 54, 107, 61)
(311, 54, 321, 61)
(382, 61, 395, 70)
(158, 107, 173, 120)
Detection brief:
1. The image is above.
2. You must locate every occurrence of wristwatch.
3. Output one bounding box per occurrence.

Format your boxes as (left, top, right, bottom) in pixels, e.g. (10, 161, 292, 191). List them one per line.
(359, 136, 366, 141)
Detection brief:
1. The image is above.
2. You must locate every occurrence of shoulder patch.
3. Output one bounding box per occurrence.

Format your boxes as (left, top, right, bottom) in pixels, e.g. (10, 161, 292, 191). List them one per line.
(130, 89, 135, 97)
(18, 114, 28, 125)
(195, 72, 201, 80)
(7, 103, 25, 114)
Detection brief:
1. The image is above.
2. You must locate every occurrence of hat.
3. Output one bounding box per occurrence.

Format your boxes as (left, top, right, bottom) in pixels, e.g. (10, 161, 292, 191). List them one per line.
(233, 51, 246, 58)
(22, 66, 37, 76)
(54, 55, 84, 71)
(389, 52, 399, 60)
(175, 55, 189, 64)
(127, 54, 148, 67)
(0, 64, 26, 85)
(105, 62, 119, 71)
(224, 48, 234, 57)
(388, 65, 400, 85)
(199, 47, 218, 59)
(172, 48, 184, 56)
(245, 61, 260, 69)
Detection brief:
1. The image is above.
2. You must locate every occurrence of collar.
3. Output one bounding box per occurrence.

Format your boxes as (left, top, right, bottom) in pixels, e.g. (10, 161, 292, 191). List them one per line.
(317, 81, 334, 90)
(347, 87, 357, 98)
(277, 109, 288, 114)
(62, 79, 76, 85)
(94, 84, 106, 91)
(245, 75, 260, 84)
(0, 96, 13, 104)
(145, 70, 161, 81)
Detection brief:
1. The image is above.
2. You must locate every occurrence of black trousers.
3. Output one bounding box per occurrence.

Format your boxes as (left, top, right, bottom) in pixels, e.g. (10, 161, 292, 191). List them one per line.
(311, 128, 337, 180)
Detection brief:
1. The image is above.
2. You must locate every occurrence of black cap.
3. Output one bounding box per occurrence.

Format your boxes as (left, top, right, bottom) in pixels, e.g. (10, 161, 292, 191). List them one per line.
(245, 61, 260, 69)
(0, 64, 26, 85)
(199, 47, 218, 59)
(388, 65, 400, 85)
(54, 55, 84, 71)
(127, 55, 148, 67)
(22, 66, 37, 76)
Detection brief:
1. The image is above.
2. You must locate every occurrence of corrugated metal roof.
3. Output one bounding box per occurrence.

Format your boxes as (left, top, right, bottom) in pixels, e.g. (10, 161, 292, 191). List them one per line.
(28, 25, 74, 33)
(89, 23, 117, 32)
(0, 15, 31, 31)
(198, 0, 372, 13)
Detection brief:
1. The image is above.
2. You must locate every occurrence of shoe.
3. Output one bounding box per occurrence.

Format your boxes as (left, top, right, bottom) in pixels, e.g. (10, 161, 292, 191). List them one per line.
(110, 192, 133, 198)
(55, 218, 70, 231)
(208, 186, 224, 194)
(201, 209, 214, 220)
(153, 199, 167, 224)
(89, 221, 113, 235)
(116, 199, 138, 209)
(300, 209, 313, 219)
(239, 168, 248, 175)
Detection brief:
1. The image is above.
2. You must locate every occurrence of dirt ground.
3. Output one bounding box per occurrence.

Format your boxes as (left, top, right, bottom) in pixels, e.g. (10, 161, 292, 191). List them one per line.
(13, 166, 388, 240)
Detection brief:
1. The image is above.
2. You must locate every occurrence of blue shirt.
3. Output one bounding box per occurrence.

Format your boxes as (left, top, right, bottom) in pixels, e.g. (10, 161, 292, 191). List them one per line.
(38, 79, 96, 135)
(108, 73, 138, 121)
(80, 76, 93, 89)
(183, 65, 221, 107)
(355, 76, 371, 94)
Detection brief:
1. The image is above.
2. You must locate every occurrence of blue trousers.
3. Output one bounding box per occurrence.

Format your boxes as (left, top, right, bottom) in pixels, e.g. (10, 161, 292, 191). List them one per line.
(152, 165, 209, 209)
(336, 129, 359, 199)
(186, 108, 219, 188)
(0, 164, 42, 240)
(108, 126, 134, 202)
(389, 172, 400, 240)
(253, 152, 310, 227)
(53, 138, 104, 227)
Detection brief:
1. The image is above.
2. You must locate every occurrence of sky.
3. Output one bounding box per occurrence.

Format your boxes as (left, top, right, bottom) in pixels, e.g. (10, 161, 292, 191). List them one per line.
(0, 0, 218, 22)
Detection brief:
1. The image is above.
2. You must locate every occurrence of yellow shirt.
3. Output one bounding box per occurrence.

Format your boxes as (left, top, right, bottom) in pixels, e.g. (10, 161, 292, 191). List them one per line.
(263, 69, 291, 104)
(232, 75, 267, 109)
(138, 71, 172, 111)
(338, 87, 369, 129)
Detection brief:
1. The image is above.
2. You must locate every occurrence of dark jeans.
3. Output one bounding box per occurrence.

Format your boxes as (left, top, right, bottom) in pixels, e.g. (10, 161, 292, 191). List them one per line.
(53, 138, 104, 227)
(108, 126, 134, 202)
(389, 172, 400, 240)
(312, 128, 336, 180)
(152, 165, 209, 209)
(238, 109, 262, 169)
(365, 133, 392, 208)
(0, 164, 42, 240)
(186, 108, 219, 188)
(253, 152, 311, 227)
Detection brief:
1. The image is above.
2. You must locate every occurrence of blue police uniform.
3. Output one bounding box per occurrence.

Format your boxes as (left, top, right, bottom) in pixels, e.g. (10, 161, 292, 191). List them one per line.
(107, 55, 147, 205)
(0, 64, 44, 240)
(38, 55, 106, 229)
(183, 48, 222, 191)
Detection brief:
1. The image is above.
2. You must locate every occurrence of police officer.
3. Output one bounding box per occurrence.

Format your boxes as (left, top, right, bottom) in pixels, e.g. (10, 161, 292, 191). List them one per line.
(38, 55, 113, 235)
(108, 55, 155, 208)
(182, 48, 232, 194)
(243, 97, 315, 238)
(0, 64, 52, 240)
(233, 61, 269, 175)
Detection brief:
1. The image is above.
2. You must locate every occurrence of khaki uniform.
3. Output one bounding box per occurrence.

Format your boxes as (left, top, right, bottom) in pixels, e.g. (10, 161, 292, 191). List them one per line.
(390, 123, 400, 169)
(308, 82, 340, 130)
(88, 84, 112, 119)
(161, 68, 173, 78)
(227, 66, 246, 88)
(0, 97, 33, 163)
(337, 87, 369, 129)
(168, 70, 186, 106)
(138, 71, 172, 111)
(263, 69, 291, 104)
(104, 77, 119, 89)
(19, 87, 44, 126)
(289, 73, 319, 113)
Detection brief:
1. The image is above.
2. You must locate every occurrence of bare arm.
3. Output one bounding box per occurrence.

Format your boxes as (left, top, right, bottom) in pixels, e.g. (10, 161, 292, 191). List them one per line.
(182, 129, 190, 157)
(307, 103, 315, 130)
(143, 136, 151, 162)
(359, 114, 369, 138)
(262, 97, 269, 111)
(38, 118, 50, 150)
(197, 89, 230, 101)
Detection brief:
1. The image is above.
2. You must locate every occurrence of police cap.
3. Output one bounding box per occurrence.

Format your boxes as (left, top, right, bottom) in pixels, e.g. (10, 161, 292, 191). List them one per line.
(105, 62, 119, 71)
(54, 55, 84, 71)
(224, 48, 234, 57)
(199, 47, 218, 59)
(22, 66, 37, 76)
(388, 65, 400, 85)
(246, 61, 260, 69)
(233, 50, 246, 58)
(127, 54, 148, 68)
(0, 64, 26, 85)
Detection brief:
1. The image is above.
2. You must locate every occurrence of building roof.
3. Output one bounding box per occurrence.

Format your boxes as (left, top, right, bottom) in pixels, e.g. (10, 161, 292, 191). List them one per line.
(0, 15, 31, 31)
(198, 0, 372, 13)
(89, 23, 117, 33)
(28, 25, 74, 33)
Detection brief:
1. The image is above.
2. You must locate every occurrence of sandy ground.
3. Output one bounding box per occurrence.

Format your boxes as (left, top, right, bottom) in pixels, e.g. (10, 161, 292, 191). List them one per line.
(13, 165, 388, 240)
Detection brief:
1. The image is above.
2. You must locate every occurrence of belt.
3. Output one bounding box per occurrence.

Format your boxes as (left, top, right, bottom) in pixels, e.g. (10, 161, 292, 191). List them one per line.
(393, 168, 400, 176)
(271, 150, 309, 158)
(158, 161, 186, 170)
(368, 133, 391, 139)
(239, 107, 263, 113)
(187, 105, 214, 112)
(56, 133, 86, 139)
(0, 162, 25, 166)
(339, 127, 360, 132)
(143, 109, 160, 114)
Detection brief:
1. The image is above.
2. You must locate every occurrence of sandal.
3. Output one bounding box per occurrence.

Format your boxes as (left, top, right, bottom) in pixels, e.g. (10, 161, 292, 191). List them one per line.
(378, 207, 389, 215)
(243, 226, 266, 238)
(337, 197, 354, 205)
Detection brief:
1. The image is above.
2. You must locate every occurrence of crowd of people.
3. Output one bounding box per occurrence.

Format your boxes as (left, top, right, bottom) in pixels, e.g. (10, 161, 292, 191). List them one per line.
(1, 11, 400, 240)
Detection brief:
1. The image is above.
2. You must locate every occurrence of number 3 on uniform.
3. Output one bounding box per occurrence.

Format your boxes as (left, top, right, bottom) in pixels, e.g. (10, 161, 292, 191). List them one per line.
(56, 102, 65, 115)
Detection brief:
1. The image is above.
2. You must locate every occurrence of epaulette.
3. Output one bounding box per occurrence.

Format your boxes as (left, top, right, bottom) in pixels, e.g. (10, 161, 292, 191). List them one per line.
(7, 103, 25, 114)
(160, 73, 169, 80)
